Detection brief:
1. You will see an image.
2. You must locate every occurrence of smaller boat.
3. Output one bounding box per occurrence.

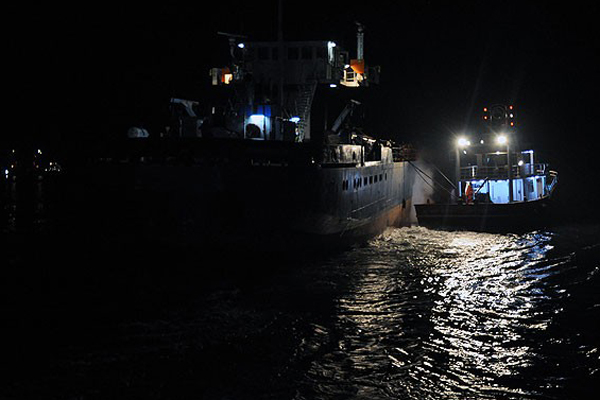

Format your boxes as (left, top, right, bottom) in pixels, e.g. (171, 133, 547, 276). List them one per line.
(415, 105, 558, 231)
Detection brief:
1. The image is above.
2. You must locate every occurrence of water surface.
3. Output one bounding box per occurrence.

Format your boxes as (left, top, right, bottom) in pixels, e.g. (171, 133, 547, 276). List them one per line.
(3, 224, 599, 399)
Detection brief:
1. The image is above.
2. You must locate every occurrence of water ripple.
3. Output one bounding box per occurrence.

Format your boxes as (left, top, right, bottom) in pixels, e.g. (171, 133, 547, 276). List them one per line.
(299, 225, 600, 399)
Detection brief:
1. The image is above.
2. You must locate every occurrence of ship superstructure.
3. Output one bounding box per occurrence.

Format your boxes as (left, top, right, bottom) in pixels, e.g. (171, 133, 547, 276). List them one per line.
(456, 105, 557, 205)
(415, 105, 558, 231)
(83, 24, 415, 251)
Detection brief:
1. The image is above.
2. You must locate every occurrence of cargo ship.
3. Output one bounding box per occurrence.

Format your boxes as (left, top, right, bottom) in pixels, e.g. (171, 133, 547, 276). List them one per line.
(82, 24, 416, 251)
(415, 105, 558, 231)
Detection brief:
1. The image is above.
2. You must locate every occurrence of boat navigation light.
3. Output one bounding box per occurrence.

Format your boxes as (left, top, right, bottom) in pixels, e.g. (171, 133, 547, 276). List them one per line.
(237, 43, 245, 49)
(289, 117, 300, 123)
(457, 137, 470, 147)
(496, 134, 508, 145)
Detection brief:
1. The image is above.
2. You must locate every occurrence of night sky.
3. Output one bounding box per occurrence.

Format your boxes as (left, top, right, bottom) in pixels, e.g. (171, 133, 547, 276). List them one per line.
(7, 2, 600, 210)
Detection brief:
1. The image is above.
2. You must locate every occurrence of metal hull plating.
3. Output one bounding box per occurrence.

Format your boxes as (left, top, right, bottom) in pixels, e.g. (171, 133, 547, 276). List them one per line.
(87, 139, 415, 251)
(415, 196, 553, 232)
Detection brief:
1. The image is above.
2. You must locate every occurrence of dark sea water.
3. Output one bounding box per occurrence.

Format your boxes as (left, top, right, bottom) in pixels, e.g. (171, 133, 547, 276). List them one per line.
(2, 177, 600, 399)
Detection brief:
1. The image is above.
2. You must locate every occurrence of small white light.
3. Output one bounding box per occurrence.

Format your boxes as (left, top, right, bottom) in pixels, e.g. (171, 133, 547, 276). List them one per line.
(329, 83, 337, 88)
(480, 139, 485, 144)
(496, 135, 508, 145)
(289, 117, 300, 123)
(237, 43, 245, 49)
(518, 160, 524, 166)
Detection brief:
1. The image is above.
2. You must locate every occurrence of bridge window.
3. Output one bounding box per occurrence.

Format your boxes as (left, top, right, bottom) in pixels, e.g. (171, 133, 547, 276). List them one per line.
(258, 47, 270, 60)
(301, 46, 312, 60)
(287, 47, 299, 60)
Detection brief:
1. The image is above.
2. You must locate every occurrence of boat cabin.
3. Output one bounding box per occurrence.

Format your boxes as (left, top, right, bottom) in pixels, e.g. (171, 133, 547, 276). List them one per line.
(455, 105, 557, 204)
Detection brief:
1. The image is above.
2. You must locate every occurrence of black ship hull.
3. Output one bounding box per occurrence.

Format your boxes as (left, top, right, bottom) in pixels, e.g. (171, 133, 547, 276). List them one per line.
(76, 139, 415, 251)
(414, 196, 553, 232)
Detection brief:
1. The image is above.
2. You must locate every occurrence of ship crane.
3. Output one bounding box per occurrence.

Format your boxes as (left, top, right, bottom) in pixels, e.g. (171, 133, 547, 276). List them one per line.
(331, 100, 361, 133)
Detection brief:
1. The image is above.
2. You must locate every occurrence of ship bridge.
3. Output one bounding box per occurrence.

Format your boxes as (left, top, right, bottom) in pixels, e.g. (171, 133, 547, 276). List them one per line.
(207, 24, 379, 143)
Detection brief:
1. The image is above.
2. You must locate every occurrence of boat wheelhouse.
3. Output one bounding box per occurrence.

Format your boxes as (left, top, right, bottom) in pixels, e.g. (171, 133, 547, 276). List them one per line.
(415, 105, 558, 231)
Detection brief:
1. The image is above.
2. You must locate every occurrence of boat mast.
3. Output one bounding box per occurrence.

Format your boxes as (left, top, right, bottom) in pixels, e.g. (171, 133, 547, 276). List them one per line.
(277, 0, 285, 114)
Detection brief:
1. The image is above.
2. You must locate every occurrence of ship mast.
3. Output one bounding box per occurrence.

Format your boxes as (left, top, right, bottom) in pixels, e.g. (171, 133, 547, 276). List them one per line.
(277, 0, 285, 112)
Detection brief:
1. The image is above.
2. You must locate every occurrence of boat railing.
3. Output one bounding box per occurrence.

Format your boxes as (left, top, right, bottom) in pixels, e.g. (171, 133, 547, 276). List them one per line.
(321, 144, 363, 165)
(460, 163, 550, 180)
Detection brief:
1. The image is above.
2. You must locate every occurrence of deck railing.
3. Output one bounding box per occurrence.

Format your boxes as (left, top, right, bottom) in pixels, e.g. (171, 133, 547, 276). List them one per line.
(460, 163, 549, 180)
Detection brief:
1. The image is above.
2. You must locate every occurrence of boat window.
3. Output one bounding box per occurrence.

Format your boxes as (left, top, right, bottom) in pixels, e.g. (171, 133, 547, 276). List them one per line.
(374, 175, 378, 183)
(369, 176, 373, 184)
(287, 47, 299, 60)
(364, 177, 368, 186)
(316, 46, 326, 59)
(258, 47, 270, 60)
(271, 47, 278, 60)
(379, 174, 383, 182)
(301, 47, 312, 60)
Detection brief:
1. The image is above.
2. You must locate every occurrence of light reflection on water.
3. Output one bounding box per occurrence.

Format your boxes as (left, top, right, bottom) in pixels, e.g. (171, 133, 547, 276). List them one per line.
(300, 227, 598, 399)
(8, 223, 598, 399)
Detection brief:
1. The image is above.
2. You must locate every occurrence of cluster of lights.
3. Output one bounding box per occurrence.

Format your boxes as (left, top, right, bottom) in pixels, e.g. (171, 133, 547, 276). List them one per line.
(456, 134, 509, 148)
(482, 105, 515, 127)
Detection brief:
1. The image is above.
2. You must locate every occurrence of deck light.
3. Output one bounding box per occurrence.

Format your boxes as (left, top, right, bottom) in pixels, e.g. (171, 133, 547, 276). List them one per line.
(457, 137, 470, 147)
(248, 114, 266, 126)
(496, 135, 508, 145)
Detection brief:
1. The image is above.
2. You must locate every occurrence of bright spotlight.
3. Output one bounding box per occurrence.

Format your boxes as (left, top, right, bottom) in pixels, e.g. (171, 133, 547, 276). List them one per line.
(496, 135, 508, 145)
(457, 137, 470, 147)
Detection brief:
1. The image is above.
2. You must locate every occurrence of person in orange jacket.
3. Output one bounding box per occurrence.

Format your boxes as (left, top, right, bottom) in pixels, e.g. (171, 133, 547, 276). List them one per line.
(465, 182, 474, 204)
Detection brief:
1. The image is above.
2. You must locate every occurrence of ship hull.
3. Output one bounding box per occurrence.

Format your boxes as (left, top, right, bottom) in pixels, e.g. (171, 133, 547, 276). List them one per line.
(78, 139, 415, 251)
(414, 196, 553, 232)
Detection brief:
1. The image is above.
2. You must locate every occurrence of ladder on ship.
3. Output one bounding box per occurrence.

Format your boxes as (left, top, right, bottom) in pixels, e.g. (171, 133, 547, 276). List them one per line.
(295, 82, 317, 142)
